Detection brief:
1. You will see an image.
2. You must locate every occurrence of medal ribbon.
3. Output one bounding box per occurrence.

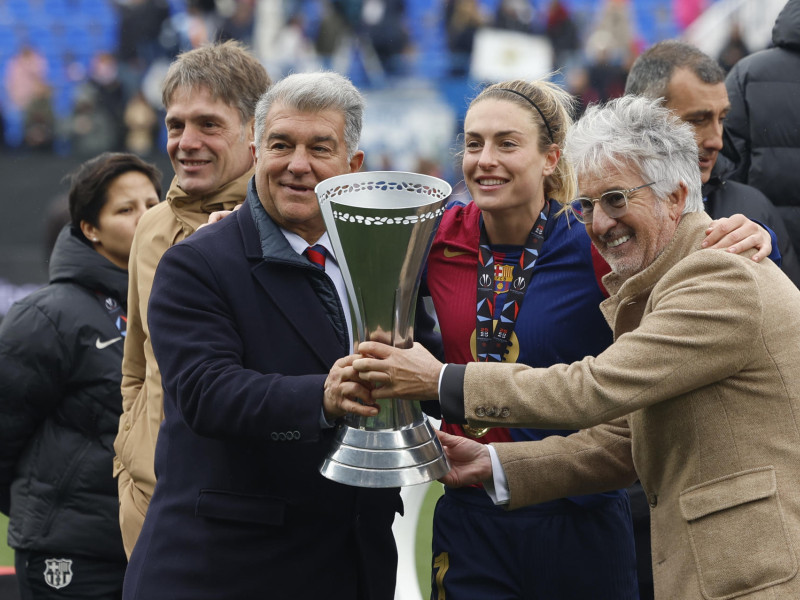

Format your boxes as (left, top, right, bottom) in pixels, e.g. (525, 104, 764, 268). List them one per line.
(475, 201, 548, 362)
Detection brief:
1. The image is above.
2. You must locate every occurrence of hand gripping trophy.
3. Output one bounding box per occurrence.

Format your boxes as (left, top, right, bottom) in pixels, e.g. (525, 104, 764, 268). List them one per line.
(316, 171, 452, 488)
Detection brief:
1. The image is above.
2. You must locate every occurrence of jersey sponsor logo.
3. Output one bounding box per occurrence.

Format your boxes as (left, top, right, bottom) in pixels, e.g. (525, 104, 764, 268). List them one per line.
(95, 336, 122, 349)
(44, 558, 73, 589)
(443, 247, 469, 258)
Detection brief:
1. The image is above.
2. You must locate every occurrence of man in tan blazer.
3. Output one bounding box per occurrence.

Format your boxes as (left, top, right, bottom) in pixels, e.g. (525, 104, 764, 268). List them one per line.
(353, 96, 800, 599)
(113, 41, 270, 557)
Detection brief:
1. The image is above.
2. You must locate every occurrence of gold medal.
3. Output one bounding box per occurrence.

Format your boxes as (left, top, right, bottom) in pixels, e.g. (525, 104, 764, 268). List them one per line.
(463, 424, 491, 438)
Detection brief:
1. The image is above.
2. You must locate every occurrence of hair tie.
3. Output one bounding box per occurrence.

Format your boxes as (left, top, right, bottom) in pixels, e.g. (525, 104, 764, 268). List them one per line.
(497, 88, 554, 143)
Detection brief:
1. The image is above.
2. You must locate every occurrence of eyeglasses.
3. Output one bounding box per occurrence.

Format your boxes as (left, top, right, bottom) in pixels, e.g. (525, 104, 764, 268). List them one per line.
(570, 182, 657, 224)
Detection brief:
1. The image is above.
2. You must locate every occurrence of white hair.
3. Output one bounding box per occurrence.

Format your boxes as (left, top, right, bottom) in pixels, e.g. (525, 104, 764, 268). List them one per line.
(565, 95, 704, 214)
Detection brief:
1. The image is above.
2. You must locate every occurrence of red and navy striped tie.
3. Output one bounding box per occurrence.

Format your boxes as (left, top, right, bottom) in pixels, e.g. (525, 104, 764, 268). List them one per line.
(305, 245, 327, 270)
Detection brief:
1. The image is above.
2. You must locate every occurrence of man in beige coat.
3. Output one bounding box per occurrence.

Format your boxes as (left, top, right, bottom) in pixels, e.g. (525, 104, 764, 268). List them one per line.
(353, 96, 800, 599)
(113, 41, 270, 557)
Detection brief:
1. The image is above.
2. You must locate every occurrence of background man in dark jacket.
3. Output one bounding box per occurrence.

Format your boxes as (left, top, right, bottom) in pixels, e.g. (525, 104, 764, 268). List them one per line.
(626, 39, 800, 287)
(723, 0, 800, 257)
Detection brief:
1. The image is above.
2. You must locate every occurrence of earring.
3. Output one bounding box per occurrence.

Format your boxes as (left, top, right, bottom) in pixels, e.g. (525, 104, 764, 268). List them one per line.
(92, 237, 99, 242)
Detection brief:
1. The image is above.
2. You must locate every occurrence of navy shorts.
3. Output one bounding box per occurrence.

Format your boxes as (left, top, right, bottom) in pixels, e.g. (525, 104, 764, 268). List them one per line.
(430, 487, 639, 600)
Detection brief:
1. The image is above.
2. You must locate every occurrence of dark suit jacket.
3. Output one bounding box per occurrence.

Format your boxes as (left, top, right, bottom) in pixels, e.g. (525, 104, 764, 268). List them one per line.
(122, 182, 405, 600)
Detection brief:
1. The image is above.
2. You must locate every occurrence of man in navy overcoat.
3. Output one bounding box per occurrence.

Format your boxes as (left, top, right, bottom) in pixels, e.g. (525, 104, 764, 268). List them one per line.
(122, 72, 435, 600)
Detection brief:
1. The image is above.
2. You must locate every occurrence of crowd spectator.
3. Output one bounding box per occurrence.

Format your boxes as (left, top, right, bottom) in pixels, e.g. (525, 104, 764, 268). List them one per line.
(361, 0, 411, 76)
(444, 0, 486, 76)
(546, 0, 580, 71)
(3, 45, 53, 149)
(217, 0, 257, 46)
(493, 0, 540, 33)
(268, 12, 320, 77)
(123, 90, 159, 155)
(73, 52, 127, 155)
(313, 0, 353, 69)
(114, 0, 173, 99)
(716, 22, 749, 72)
(587, 0, 638, 66)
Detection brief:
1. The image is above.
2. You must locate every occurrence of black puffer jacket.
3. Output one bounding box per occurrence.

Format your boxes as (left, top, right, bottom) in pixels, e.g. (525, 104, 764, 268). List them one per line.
(0, 225, 127, 561)
(704, 155, 800, 288)
(724, 0, 800, 253)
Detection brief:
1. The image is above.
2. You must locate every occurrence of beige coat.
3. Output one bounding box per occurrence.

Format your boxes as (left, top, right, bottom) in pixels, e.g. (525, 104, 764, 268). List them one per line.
(113, 172, 250, 557)
(463, 212, 800, 599)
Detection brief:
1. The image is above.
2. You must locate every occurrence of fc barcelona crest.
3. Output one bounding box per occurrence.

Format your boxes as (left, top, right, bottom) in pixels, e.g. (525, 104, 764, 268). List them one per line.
(44, 558, 73, 589)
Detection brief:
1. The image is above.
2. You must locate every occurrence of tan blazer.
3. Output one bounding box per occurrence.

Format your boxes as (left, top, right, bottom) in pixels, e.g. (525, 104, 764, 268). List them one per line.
(463, 213, 800, 599)
(113, 172, 249, 557)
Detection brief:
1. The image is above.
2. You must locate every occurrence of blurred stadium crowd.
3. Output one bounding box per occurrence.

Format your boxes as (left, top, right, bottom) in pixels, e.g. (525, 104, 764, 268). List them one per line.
(0, 0, 769, 300)
(1, 0, 723, 159)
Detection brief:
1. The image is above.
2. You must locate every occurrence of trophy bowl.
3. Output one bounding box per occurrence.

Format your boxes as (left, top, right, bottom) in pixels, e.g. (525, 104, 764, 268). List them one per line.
(316, 171, 452, 488)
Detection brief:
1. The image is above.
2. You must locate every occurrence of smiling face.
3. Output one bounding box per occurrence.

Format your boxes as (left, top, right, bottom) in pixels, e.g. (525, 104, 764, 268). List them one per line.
(665, 68, 730, 184)
(582, 163, 685, 280)
(165, 85, 254, 196)
(252, 102, 364, 243)
(462, 98, 559, 243)
(81, 171, 160, 269)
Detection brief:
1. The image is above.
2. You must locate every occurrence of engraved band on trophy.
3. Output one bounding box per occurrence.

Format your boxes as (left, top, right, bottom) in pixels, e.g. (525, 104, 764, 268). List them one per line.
(315, 171, 452, 488)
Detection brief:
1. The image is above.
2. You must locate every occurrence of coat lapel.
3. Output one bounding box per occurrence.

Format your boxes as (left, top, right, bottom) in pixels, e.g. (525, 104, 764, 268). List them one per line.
(251, 261, 346, 368)
(238, 192, 347, 369)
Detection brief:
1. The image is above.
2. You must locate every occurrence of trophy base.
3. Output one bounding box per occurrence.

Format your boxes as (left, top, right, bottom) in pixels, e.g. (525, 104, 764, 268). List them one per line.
(319, 417, 451, 488)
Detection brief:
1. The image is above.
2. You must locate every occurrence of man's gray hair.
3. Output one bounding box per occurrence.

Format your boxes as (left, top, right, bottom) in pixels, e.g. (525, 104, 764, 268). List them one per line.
(624, 40, 726, 102)
(253, 72, 364, 160)
(565, 95, 704, 214)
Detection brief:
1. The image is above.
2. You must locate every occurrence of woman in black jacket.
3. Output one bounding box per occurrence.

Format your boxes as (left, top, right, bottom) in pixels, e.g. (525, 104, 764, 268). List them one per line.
(0, 153, 161, 600)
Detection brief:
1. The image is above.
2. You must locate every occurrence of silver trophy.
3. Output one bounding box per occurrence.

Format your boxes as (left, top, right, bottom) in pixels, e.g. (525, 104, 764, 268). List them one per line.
(316, 171, 452, 488)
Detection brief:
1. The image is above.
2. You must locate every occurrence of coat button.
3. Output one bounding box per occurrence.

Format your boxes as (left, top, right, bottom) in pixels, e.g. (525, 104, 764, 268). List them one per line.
(278, 432, 287, 441)
(270, 432, 279, 441)
(292, 431, 300, 440)
(648, 494, 658, 508)
(500, 408, 510, 418)
(475, 407, 486, 417)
